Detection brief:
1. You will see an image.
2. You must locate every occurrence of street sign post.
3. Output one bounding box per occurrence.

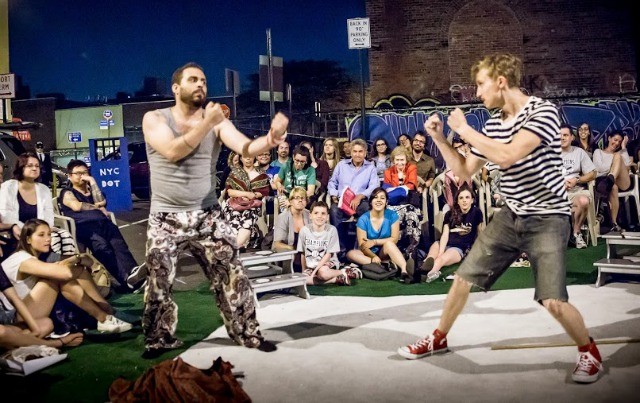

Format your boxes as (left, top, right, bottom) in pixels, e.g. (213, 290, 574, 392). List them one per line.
(347, 18, 371, 140)
(68, 131, 82, 159)
(347, 18, 371, 49)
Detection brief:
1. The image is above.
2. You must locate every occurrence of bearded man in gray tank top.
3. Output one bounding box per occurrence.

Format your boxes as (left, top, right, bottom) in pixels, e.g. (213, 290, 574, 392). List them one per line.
(397, 54, 603, 384)
(141, 62, 288, 358)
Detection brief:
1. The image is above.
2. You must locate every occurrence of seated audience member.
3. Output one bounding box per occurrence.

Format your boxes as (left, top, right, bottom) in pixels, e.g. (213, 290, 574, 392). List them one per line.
(272, 187, 310, 273)
(398, 133, 412, 151)
(274, 145, 316, 205)
(341, 140, 351, 159)
(574, 122, 597, 158)
(0, 152, 76, 258)
(58, 160, 142, 292)
(371, 138, 391, 183)
(482, 162, 504, 207)
(300, 141, 330, 203)
(560, 124, 597, 248)
(270, 141, 291, 169)
(219, 151, 241, 191)
(223, 154, 270, 249)
(346, 188, 414, 284)
(1, 266, 84, 349)
(420, 184, 484, 283)
(328, 138, 379, 227)
(297, 201, 361, 286)
(383, 146, 421, 253)
(442, 139, 474, 210)
(411, 131, 436, 192)
(592, 132, 633, 232)
(320, 137, 341, 177)
(255, 151, 272, 172)
(1, 219, 132, 334)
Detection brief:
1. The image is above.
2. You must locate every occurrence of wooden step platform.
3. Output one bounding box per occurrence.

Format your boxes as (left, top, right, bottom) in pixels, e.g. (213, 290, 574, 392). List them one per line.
(250, 273, 310, 307)
(593, 258, 640, 287)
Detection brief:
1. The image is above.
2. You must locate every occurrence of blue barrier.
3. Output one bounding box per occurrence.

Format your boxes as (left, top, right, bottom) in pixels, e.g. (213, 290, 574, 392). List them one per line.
(89, 137, 133, 212)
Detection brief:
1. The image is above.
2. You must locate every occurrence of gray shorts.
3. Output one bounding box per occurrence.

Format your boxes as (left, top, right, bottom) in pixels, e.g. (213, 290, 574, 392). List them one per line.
(0, 308, 16, 325)
(445, 246, 465, 259)
(456, 208, 570, 303)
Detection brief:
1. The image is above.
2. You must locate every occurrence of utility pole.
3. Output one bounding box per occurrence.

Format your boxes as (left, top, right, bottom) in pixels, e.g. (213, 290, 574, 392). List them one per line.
(267, 28, 275, 121)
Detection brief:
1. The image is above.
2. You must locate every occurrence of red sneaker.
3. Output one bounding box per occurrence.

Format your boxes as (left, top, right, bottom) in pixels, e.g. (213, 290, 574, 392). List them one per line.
(572, 350, 603, 383)
(397, 333, 448, 359)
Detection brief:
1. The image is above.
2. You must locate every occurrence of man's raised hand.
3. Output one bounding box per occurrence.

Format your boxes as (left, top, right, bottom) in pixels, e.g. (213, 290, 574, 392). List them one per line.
(424, 114, 444, 141)
(269, 112, 289, 146)
(447, 108, 469, 137)
(203, 102, 226, 127)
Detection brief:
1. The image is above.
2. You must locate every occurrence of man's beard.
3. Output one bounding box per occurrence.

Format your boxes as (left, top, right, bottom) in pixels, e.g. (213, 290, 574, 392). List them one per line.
(180, 89, 206, 108)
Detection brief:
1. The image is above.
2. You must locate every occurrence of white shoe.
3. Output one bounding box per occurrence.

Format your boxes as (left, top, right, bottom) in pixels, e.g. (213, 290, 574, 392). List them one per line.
(97, 315, 133, 333)
(574, 233, 587, 249)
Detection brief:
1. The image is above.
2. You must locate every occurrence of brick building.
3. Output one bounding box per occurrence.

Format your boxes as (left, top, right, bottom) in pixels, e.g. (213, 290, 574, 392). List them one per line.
(366, 0, 639, 105)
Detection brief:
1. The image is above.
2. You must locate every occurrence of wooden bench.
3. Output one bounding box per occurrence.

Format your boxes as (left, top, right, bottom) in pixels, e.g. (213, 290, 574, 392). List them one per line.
(250, 273, 310, 307)
(593, 258, 640, 287)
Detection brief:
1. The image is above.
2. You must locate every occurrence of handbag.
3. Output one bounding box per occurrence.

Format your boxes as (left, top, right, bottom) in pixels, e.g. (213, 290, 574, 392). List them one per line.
(228, 197, 262, 212)
(360, 262, 397, 280)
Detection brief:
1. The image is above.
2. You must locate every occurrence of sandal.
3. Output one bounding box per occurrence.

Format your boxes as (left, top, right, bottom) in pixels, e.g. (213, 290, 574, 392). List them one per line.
(426, 271, 441, 283)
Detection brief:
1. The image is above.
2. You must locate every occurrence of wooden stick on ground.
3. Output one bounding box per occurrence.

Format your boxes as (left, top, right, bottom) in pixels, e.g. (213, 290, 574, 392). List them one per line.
(491, 337, 640, 350)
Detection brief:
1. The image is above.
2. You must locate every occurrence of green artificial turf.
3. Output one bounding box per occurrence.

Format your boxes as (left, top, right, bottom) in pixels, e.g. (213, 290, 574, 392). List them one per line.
(0, 243, 606, 402)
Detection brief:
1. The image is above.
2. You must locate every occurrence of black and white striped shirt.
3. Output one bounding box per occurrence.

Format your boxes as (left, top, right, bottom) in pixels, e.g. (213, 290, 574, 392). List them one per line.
(471, 96, 570, 216)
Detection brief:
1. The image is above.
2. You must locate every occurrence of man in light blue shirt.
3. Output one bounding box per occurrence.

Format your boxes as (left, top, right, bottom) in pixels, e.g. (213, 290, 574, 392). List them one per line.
(328, 138, 379, 227)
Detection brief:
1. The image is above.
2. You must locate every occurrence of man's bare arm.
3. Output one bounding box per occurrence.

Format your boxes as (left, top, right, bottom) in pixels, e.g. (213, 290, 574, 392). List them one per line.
(62, 191, 100, 212)
(143, 103, 225, 162)
(447, 108, 541, 170)
(424, 114, 484, 181)
(218, 112, 289, 157)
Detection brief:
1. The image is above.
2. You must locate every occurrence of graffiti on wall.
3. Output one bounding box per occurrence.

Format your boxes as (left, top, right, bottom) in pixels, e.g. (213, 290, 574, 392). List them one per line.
(347, 96, 640, 170)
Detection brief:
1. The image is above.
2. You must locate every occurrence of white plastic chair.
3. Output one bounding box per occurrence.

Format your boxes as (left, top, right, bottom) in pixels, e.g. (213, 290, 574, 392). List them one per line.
(617, 173, 640, 228)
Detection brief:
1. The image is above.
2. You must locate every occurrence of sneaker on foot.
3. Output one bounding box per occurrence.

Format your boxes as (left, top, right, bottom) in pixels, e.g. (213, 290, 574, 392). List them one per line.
(127, 263, 148, 290)
(345, 266, 363, 280)
(609, 224, 623, 233)
(574, 233, 587, 249)
(400, 272, 412, 284)
(97, 315, 133, 334)
(397, 333, 448, 359)
(572, 351, 603, 383)
(336, 273, 351, 286)
(511, 257, 530, 268)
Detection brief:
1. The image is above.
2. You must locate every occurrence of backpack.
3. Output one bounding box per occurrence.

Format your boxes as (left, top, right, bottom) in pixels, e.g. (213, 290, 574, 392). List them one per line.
(360, 263, 397, 280)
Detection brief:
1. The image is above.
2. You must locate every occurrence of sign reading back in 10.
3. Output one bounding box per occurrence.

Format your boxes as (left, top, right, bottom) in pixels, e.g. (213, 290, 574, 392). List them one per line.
(347, 18, 371, 49)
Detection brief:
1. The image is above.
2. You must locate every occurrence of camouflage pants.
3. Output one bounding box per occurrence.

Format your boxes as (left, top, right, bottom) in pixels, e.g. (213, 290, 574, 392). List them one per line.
(142, 207, 262, 350)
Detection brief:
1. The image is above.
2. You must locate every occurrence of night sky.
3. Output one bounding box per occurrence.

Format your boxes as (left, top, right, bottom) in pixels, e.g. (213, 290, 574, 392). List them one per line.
(8, 0, 366, 101)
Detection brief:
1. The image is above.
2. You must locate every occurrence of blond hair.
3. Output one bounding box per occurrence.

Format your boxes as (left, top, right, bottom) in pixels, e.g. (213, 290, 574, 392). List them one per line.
(471, 53, 523, 88)
(390, 146, 412, 162)
(289, 186, 307, 201)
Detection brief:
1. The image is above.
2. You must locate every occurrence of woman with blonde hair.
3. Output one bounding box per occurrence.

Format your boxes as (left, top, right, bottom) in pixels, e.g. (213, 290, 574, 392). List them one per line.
(272, 187, 310, 273)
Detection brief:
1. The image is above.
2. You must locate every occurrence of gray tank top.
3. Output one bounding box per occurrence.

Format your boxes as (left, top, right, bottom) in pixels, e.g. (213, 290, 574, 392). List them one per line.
(147, 107, 221, 213)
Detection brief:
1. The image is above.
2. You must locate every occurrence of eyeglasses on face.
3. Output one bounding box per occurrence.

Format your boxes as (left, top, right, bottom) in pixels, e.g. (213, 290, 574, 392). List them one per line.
(293, 159, 307, 164)
(71, 171, 89, 176)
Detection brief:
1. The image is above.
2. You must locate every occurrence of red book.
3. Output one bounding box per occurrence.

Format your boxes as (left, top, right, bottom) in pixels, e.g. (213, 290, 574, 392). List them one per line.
(339, 186, 356, 216)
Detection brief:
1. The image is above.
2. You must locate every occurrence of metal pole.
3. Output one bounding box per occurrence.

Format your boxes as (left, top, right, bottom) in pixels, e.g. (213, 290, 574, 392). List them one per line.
(267, 28, 275, 121)
(287, 84, 292, 119)
(359, 49, 366, 140)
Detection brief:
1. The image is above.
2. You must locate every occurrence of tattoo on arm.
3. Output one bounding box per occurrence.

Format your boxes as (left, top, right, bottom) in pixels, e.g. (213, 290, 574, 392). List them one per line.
(81, 202, 99, 210)
(89, 183, 105, 205)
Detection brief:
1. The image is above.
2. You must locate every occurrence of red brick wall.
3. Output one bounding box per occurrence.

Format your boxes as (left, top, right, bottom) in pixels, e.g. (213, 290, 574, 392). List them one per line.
(366, 0, 638, 104)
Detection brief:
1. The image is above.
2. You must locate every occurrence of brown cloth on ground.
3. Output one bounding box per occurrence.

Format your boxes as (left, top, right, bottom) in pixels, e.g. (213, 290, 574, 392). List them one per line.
(109, 357, 251, 402)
